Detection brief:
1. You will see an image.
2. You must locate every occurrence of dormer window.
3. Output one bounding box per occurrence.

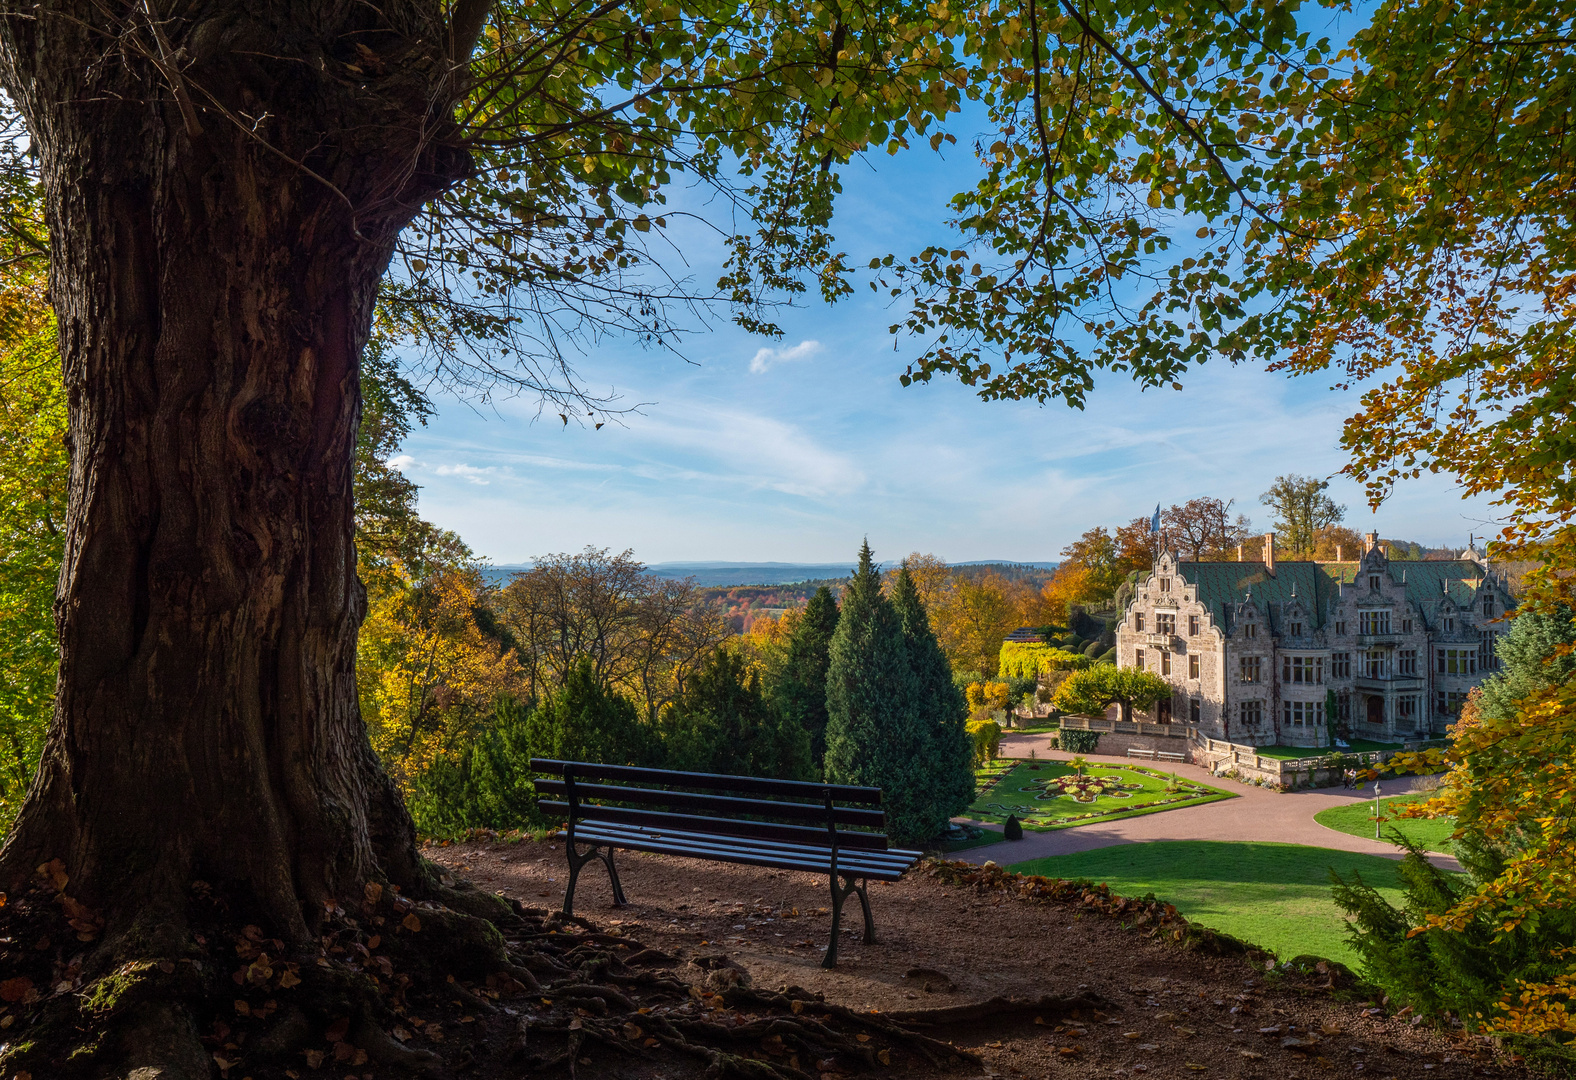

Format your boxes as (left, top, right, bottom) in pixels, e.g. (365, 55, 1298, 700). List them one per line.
(1159, 578, 1171, 593)
(1245, 622, 1257, 639)
(1483, 595, 1494, 617)
(1290, 621, 1304, 636)
(1369, 575, 1381, 591)
(1443, 615, 1455, 633)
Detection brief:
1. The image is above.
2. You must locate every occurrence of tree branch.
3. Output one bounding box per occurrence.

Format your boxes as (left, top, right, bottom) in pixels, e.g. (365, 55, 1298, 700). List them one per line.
(451, 0, 495, 64)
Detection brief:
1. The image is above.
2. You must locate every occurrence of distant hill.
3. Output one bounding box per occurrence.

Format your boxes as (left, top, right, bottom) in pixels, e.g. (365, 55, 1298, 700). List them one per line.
(479, 559, 1057, 589)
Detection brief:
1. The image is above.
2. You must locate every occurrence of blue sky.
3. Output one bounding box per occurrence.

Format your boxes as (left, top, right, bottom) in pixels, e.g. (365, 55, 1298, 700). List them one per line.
(394, 117, 1498, 566)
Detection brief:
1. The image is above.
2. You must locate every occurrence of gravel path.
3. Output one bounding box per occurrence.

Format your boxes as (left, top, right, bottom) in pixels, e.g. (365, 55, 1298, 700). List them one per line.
(955, 733, 1461, 872)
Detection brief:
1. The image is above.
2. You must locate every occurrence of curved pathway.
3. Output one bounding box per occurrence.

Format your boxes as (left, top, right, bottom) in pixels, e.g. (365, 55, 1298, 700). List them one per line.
(953, 731, 1461, 872)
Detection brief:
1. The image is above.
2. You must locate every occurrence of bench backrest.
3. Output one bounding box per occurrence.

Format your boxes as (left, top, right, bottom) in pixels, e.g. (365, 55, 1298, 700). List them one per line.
(530, 758, 893, 852)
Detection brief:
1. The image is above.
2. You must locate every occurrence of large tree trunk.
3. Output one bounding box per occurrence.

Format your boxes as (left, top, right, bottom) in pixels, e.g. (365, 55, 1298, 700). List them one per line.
(0, 0, 462, 956)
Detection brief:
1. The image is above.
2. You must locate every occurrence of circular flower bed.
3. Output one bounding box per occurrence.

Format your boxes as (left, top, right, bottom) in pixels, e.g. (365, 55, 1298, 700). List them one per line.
(1035, 772, 1146, 803)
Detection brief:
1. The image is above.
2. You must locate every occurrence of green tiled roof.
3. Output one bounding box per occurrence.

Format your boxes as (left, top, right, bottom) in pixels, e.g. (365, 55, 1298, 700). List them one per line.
(1169, 558, 1501, 634)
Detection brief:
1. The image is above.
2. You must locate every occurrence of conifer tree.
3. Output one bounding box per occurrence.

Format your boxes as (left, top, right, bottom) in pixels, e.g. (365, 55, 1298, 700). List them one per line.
(663, 648, 813, 779)
(525, 657, 656, 766)
(775, 585, 840, 769)
(891, 566, 975, 830)
(824, 542, 929, 844)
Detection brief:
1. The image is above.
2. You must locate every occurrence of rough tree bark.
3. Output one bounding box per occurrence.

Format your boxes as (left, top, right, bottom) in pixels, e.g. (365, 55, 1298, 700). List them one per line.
(0, 0, 469, 1028)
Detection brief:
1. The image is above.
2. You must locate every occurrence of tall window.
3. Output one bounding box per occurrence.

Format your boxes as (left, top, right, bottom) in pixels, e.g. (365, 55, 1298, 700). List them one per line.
(1436, 690, 1468, 718)
(1135, 649, 1146, 671)
(1436, 648, 1478, 675)
(1156, 613, 1176, 635)
(1159, 577, 1171, 593)
(1402, 617, 1414, 633)
(1359, 610, 1392, 635)
(1239, 656, 1262, 683)
(1397, 649, 1418, 676)
(1161, 651, 1172, 675)
(1245, 622, 1257, 639)
(1189, 654, 1200, 679)
(1189, 615, 1200, 636)
(1365, 650, 1387, 678)
(1483, 595, 1494, 617)
(1442, 615, 1456, 632)
(1330, 652, 1351, 678)
(1240, 700, 1263, 727)
(1480, 630, 1499, 670)
(1135, 613, 1145, 632)
(1369, 574, 1382, 590)
(1290, 620, 1304, 636)
(1335, 620, 1347, 635)
(1396, 695, 1418, 729)
(1190, 698, 1201, 725)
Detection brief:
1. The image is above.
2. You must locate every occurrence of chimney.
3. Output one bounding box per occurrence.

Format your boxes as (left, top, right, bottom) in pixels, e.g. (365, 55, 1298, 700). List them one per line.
(1236, 543, 1243, 562)
(1364, 530, 1378, 553)
(1264, 533, 1276, 575)
(1335, 544, 1343, 562)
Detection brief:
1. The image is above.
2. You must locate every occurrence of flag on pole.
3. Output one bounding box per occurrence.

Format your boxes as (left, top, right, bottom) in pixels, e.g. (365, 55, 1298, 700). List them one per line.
(1150, 504, 1161, 533)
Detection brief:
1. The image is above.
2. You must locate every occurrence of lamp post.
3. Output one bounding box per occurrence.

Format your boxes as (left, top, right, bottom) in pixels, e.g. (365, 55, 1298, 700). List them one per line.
(1374, 781, 1382, 840)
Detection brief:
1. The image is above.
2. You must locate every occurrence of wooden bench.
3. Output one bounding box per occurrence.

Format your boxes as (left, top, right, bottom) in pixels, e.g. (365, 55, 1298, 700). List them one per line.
(531, 759, 922, 967)
(1126, 747, 1187, 763)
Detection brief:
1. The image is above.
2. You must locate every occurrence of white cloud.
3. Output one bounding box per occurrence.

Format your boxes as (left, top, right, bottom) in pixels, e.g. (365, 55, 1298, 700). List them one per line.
(388, 454, 415, 472)
(749, 339, 821, 374)
(433, 463, 497, 486)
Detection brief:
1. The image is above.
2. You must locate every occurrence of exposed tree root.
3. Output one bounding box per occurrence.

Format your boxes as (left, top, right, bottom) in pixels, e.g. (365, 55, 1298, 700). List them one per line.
(0, 861, 978, 1079)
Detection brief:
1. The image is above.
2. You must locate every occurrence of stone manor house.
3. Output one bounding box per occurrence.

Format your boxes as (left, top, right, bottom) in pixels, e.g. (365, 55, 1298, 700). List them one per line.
(1112, 532, 1517, 747)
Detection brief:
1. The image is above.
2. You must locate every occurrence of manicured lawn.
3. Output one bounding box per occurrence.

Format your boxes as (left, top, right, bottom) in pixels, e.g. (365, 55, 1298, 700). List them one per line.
(1314, 792, 1457, 854)
(1252, 739, 1404, 760)
(966, 761, 1234, 831)
(1010, 840, 1418, 965)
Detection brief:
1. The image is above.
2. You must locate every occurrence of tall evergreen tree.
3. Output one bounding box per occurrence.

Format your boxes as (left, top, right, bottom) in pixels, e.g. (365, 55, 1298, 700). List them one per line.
(891, 566, 975, 830)
(663, 647, 813, 779)
(775, 585, 840, 770)
(824, 542, 930, 844)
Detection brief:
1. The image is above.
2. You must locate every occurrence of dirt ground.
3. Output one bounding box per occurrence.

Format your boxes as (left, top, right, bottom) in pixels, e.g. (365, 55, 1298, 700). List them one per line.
(427, 837, 1523, 1080)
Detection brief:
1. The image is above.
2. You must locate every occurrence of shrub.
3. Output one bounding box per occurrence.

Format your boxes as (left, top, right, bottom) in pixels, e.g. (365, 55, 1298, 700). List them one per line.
(1082, 639, 1103, 657)
(1331, 835, 1576, 1029)
(1058, 728, 1100, 754)
(966, 719, 1002, 764)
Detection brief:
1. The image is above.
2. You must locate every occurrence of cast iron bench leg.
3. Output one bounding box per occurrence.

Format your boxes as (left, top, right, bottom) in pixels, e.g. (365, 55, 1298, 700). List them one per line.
(854, 878, 876, 944)
(601, 846, 628, 907)
(562, 841, 627, 915)
(823, 873, 864, 969)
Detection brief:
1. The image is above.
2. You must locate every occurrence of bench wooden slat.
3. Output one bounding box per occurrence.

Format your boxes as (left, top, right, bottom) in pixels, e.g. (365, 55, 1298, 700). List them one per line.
(531, 758, 883, 804)
(573, 820, 921, 868)
(569, 825, 910, 881)
(534, 778, 887, 828)
(536, 800, 894, 851)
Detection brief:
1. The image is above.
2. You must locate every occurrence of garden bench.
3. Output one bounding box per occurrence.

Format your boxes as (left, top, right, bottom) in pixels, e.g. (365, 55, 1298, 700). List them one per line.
(531, 759, 922, 967)
(1127, 748, 1187, 764)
